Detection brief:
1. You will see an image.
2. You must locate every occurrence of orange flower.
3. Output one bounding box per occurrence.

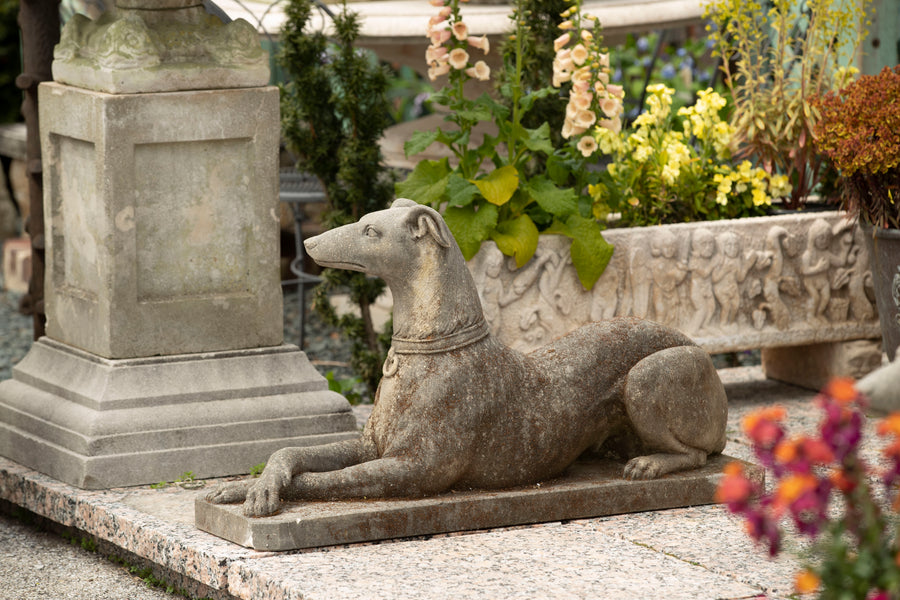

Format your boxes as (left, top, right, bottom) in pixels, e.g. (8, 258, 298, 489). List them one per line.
(774, 439, 797, 464)
(743, 406, 786, 446)
(824, 377, 858, 405)
(795, 569, 820, 594)
(774, 473, 816, 511)
(829, 468, 856, 493)
(715, 462, 753, 503)
(800, 438, 834, 465)
(877, 413, 900, 438)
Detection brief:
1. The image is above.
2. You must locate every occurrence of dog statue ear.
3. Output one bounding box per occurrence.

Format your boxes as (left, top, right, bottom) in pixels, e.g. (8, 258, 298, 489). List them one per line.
(392, 198, 419, 209)
(405, 205, 452, 248)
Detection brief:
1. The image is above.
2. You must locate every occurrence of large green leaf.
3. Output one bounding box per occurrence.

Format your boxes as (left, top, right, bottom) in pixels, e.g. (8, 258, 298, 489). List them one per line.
(403, 130, 441, 158)
(444, 204, 499, 260)
(395, 159, 450, 206)
(490, 214, 539, 268)
(565, 214, 613, 290)
(526, 175, 578, 218)
(518, 122, 554, 155)
(471, 165, 519, 206)
(446, 174, 480, 208)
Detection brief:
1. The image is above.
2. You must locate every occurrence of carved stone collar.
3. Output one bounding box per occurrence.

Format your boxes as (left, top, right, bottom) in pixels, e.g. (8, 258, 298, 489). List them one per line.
(390, 320, 490, 355)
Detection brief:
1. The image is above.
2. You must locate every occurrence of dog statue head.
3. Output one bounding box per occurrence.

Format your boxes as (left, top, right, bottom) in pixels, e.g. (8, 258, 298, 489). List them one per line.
(304, 199, 461, 282)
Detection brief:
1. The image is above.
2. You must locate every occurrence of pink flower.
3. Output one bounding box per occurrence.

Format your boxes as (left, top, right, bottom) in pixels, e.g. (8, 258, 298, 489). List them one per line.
(606, 83, 624, 99)
(428, 0, 445, 5)
(428, 27, 452, 46)
(448, 47, 469, 70)
(600, 97, 621, 118)
(428, 61, 451, 81)
(554, 32, 571, 52)
(452, 21, 468, 41)
(577, 135, 598, 157)
(426, 44, 448, 65)
(465, 60, 491, 81)
(571, 44, 589, 66)
(598, 118, 621, 134)
(467, 35, 490, 54)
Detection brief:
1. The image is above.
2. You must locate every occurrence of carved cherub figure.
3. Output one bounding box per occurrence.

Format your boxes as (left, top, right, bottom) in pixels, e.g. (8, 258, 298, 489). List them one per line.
(687, 228, 721, 333)
(712, 232, 758, 328)
(649, 229, 688, 326)
(801, 219, 852, 321)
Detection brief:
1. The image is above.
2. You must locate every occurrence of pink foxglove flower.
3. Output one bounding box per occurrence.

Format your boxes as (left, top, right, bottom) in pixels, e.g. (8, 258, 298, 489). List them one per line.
(428, 28, 452, 45)
(467, 35, 489, 54)
(600, 97, 621, 118)
(465, 60, 491, 81)
(426, 44, 448, 65)
(577, 135, 598, 157)
(452, 21, 468, 41)
(428, 61, 451, 81)
(554, 32, 571, 52)
(571, 44, 589, 66)
(448, 47, 469, 70)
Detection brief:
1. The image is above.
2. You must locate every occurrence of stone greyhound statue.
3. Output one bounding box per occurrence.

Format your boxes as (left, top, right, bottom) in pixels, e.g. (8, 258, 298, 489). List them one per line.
(207, 199, 728, 517)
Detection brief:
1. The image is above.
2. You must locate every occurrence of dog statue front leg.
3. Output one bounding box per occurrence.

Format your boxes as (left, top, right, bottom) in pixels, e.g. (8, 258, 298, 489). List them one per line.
(205, 437, 377, 516)
(287, 455, 447, 502)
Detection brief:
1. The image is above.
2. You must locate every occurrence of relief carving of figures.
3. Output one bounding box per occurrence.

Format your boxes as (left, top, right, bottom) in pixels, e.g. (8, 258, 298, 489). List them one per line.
(800, 219, 853, 323)
(470, 213, 879, 355)
(847, 227, 876, 321)
(711, 231, 759, 329)
(648, 229, 689, 327)
(687, 228, 721, 333)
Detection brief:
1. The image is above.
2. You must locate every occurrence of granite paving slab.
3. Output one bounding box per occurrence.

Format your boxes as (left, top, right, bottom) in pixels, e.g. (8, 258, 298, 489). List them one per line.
(195, 454, 761, 551)
(0, 366, 848, 599)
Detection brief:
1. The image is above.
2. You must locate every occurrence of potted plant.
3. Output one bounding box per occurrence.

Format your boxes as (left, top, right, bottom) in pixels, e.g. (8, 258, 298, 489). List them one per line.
(812, 65, 900, 360)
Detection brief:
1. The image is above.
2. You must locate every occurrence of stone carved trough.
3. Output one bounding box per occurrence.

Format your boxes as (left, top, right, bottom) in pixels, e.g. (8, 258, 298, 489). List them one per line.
(469, 211, 882, 385)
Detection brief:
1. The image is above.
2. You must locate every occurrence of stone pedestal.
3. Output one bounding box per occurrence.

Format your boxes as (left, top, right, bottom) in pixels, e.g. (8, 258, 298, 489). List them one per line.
(0, 26, 358, 487)
(761, 339, 884, 392)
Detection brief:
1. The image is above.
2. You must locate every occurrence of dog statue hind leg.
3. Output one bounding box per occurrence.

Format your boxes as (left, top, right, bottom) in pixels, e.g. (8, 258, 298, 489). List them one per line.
(621, 345, 728, 479)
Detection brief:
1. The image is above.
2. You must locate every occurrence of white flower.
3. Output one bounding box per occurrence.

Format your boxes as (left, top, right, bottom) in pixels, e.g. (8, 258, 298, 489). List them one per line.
(448, 47, 469, 70)
(554, 32, 571, 52)
(577, 135, 598, 157)
(465, 60, 491, 81)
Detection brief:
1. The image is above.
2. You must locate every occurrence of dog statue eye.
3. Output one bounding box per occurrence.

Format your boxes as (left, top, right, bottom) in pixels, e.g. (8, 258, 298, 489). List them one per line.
(364, 225, 380, 238)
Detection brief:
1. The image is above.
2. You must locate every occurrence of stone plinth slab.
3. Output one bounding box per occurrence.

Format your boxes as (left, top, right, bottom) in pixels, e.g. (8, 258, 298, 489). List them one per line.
(195, 454, 760, 551)
(0, 338, 358, 489)
(39, 82, 281, 359)
(762, 338, 884, 391)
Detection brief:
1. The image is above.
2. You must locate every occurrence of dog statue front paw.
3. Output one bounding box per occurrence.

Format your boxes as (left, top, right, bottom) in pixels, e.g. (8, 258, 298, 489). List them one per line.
(243, 473, 288, 517)
(205, 480, 251, 505)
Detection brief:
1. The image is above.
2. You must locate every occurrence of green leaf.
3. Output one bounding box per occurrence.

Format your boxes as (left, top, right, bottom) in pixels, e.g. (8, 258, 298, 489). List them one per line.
(446, 174, 479, 208)
(471, 165, 519, 206)
(526, 175, 579, 217)
(519, 122, 554, 155)
(403, 130, 440, 158)
(444, 204, 499, 260)
(565, 214, 613, 290)
(490, 214, 539, 268)
(546, 154, 571, 186)
(395, 159, 451, 207)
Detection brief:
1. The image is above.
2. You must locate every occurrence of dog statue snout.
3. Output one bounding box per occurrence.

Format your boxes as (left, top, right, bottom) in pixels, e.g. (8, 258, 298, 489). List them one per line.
(303, 238, 318, 252)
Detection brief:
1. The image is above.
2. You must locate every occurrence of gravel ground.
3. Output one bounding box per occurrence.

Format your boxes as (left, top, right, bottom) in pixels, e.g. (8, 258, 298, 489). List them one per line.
(0, 509, 180, 600)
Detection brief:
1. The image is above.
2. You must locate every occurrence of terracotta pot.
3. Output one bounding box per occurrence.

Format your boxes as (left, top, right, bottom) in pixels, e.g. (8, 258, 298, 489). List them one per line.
(867, 226, 900, 361)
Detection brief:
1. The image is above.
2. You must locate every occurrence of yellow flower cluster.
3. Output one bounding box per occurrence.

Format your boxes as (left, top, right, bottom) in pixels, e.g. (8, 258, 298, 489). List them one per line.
(425, 0, 490, 82)
(551, 1, 623, 157)
(592, 84, 793, 224)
